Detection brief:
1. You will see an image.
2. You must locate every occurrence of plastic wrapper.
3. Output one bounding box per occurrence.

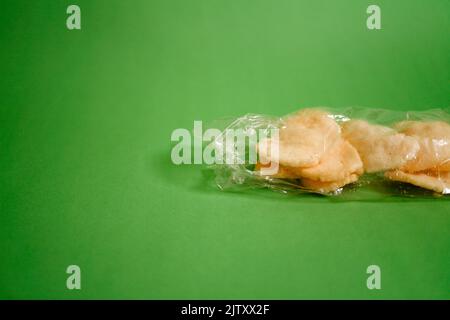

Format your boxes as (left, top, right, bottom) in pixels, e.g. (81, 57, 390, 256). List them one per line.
(207, 107, 450, 198)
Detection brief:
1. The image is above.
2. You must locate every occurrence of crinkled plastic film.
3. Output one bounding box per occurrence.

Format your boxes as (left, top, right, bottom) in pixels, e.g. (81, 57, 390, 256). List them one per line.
(209, 107, 450, 198)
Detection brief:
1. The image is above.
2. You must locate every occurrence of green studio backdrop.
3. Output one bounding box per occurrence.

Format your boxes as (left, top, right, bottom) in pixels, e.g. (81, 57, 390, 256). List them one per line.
(0, 0, 449, 299)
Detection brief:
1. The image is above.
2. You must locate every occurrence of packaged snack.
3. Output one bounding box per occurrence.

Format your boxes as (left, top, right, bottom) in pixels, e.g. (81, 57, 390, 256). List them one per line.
(208, 107, 450, 196)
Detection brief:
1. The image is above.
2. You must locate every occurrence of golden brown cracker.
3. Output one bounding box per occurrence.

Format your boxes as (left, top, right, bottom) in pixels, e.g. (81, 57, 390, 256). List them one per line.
(385, 170, 450, 194)
(258, 109, 341, 168)
(256, 140, 363, 182)
(395, 121, 450, 172)
(290, 140, 363, 182)
(341, 120, 420, 173)
(301, 174, 359, 193)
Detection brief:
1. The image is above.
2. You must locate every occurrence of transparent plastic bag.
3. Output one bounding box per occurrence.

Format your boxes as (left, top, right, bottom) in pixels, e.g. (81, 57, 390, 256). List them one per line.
(207, 107, 450, 197)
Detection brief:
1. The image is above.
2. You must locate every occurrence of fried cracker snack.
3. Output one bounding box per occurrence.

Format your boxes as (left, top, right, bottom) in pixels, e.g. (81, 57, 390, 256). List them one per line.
(301, 174, 359, 194)
(211, 107, 450, 196)
(257, 109, 341, 168)
(395, 121, 450, 172)
(341, 120, 420, 173)
(385, 170, 450, 194)
(256, 109, 363, 193)
(293, 140, 363, 182)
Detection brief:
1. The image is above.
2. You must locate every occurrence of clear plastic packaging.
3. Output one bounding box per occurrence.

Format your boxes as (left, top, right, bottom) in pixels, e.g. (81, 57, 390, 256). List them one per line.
(207, 107, 450, 198)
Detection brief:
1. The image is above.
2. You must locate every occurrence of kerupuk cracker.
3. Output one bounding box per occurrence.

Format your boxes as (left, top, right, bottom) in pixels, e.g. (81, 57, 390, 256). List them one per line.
(252, 108, 450, 194)
(256, 109, 364, 193)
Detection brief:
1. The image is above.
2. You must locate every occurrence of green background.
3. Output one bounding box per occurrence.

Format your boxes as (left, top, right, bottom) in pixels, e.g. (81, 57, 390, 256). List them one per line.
(1, 0, 449, 299)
